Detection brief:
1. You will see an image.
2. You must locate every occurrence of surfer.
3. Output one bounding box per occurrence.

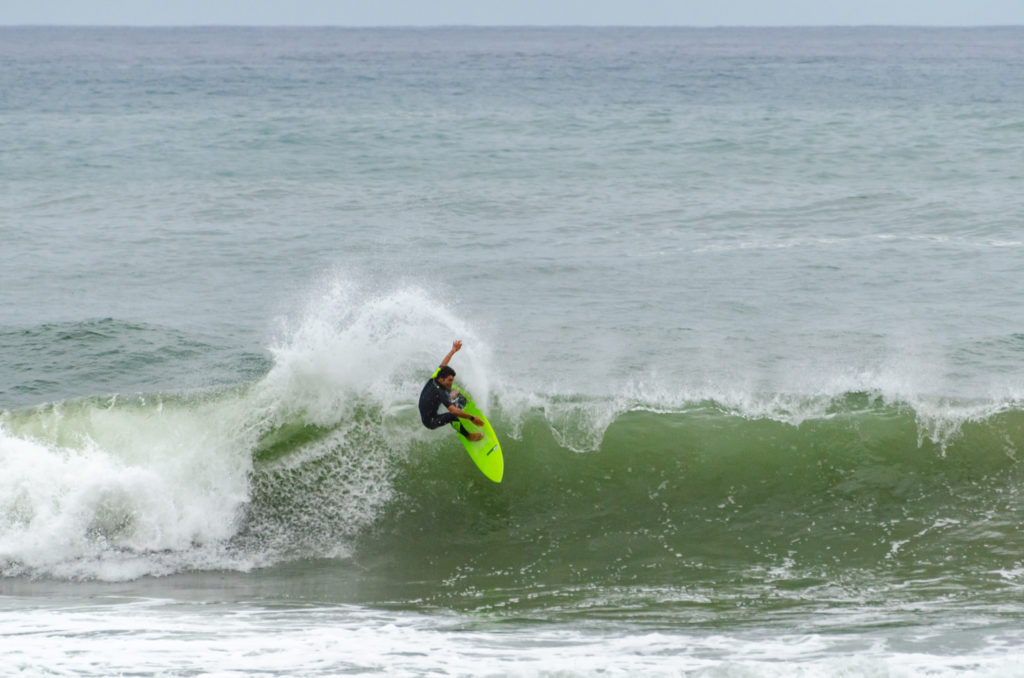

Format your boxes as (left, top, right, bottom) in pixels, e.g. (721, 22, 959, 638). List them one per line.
(419, 340, 484, 442)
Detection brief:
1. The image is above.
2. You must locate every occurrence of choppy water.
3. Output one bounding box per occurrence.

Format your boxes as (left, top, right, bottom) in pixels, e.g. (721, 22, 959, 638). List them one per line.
(3, 26, 1024, 676)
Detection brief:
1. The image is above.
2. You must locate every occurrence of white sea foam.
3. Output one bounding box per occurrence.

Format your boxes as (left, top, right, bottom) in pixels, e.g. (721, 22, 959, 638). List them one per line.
(0, 397, 255, 580)
(2, 597, 1022, 678)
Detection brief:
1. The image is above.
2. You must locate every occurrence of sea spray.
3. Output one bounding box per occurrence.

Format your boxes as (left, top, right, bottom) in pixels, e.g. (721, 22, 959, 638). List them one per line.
(237, 280, 502, 555)
(261, 277, 495, 422)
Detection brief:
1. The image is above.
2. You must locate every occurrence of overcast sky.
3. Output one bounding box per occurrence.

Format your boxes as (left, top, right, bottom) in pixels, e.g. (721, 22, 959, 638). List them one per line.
(3, 0, 1024, 27)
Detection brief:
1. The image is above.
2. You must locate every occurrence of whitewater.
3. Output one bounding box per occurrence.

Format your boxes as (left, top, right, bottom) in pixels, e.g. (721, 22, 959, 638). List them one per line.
(3, 25, 1024, 677)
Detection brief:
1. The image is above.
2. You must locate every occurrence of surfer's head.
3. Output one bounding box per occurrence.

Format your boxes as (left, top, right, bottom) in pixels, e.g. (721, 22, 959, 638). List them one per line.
(436, 365, 456, 388)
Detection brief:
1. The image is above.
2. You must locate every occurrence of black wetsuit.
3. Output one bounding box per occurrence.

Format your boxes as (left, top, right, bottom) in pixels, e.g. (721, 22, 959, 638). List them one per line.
(419, 374, 469, 436)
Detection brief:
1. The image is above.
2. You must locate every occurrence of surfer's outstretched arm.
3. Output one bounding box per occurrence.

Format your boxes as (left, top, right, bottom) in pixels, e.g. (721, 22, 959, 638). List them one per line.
(440, 340, 462, 367)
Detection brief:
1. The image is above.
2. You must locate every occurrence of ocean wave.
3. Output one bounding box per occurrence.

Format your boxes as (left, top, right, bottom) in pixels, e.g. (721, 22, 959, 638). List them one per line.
(3, 283, 1023, 582)
(3, 381, 1024, 583)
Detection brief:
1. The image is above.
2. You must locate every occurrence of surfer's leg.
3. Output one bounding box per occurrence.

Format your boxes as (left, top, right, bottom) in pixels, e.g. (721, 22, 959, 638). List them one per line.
(425, 413, 458, 430)
(429, 414, 483, 441)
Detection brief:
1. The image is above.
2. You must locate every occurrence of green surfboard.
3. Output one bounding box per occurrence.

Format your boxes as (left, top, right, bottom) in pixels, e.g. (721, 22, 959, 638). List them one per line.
(432, 369, 503, 483)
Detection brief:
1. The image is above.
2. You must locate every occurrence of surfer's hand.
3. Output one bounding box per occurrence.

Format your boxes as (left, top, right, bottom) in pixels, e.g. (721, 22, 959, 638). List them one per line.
(441, 340, 463, 367)
(472, 416, 483, 426)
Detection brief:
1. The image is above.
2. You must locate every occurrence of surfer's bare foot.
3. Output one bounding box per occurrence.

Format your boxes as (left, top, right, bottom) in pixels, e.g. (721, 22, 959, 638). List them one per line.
(468, 432, 483, 442)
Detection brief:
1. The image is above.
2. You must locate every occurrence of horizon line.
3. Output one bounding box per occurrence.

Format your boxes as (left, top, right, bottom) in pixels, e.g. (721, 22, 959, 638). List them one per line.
(2, 23, 1024, 29)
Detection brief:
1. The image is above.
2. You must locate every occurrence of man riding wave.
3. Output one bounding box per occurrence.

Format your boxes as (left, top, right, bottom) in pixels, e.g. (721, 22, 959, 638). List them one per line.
(418, 340, 484, 442)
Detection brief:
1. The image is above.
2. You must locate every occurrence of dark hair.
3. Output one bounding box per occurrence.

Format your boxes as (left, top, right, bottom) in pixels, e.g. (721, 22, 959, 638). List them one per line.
(436, 365, 456, 380)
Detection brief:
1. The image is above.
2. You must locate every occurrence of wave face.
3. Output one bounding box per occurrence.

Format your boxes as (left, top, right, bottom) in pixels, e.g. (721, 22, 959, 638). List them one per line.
(340, 398, 1024, 614)
(2, 285, 1024, 587)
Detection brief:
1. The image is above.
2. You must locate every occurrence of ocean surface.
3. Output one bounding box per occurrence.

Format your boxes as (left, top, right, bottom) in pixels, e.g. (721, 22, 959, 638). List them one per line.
(3, 26, 1024, 676)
